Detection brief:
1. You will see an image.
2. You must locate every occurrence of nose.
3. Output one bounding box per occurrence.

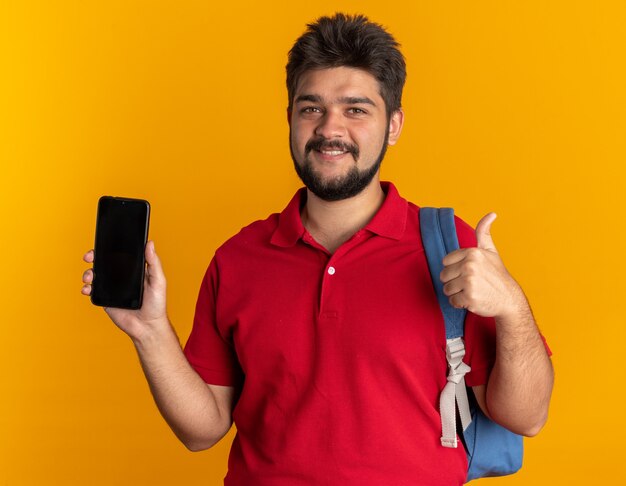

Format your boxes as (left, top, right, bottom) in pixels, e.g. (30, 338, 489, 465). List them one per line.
(314, 109, 346, 139)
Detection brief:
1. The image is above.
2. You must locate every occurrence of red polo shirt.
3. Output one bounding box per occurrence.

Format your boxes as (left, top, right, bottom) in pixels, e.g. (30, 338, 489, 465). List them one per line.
(184, 182, 496, 485)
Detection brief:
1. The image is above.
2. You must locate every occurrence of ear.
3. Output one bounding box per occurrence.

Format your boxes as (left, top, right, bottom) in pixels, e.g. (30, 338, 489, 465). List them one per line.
(387, 108, 404, 146)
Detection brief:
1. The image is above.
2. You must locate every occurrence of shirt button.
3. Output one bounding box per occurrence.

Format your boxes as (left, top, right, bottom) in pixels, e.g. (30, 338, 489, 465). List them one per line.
(327, 266, 336, 275)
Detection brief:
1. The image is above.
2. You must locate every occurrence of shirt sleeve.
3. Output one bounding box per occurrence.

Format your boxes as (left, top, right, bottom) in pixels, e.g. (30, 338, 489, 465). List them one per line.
(183, 257, 244, 387)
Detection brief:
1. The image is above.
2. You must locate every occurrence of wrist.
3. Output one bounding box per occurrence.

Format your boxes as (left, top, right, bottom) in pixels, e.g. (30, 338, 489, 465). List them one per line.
(496, 285, 530, 323)
(130, 316, 178, 350)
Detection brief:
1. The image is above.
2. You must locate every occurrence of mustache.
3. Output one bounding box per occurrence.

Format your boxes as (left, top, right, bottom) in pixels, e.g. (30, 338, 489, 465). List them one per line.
(305, 138, 359, 159)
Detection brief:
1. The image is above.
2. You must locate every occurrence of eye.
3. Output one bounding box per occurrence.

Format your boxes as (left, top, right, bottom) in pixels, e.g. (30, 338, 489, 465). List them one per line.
(301, 106, 322, 114)
(348, 107, 367, 115)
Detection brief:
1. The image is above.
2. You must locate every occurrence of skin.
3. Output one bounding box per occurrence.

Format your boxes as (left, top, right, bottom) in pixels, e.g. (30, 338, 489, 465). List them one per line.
(81, 66, 553, 452)
(82, 244, 235, 451)
(441, 213, 554, 435)
(288, 67, 403, 253)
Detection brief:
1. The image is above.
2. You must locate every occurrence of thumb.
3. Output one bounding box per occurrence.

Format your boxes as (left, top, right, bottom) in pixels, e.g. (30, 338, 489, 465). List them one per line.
(144, 240, 166, 287)
(476, 212, 498, 251)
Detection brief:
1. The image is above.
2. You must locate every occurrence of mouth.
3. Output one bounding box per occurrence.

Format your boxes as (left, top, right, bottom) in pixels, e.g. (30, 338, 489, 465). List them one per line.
(318, 149, 348, 157)
(313, 148, 351, 161)
(305, 139, 359, 161)
(304, 139, 359, 160)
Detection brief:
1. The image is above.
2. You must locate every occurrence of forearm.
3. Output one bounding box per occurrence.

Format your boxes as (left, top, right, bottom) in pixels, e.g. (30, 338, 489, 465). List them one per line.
(486, 298, 554, 436)
(131, 318, 229, 450)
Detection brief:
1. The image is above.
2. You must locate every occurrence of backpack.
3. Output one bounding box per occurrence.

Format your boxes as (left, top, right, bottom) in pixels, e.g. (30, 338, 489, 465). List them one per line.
(419, 207, 523, 482)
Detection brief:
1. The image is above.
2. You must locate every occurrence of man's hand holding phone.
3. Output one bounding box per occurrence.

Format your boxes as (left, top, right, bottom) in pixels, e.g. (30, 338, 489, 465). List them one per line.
(81, 197, 235, 453)
(81, 240, 169, 343)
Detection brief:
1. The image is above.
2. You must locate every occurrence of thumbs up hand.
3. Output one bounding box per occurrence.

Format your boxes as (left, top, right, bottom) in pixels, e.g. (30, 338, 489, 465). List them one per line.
(440, 213, 526, 319)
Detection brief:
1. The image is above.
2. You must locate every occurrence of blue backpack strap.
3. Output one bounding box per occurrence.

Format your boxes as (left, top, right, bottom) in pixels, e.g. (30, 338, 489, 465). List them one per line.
(419, 206, 524, 481)
(419, 207, 466, 340)
(420, 207, 472, 448)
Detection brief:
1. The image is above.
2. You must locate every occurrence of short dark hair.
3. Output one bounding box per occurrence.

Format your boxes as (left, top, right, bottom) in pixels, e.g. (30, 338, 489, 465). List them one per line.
(286, 13, 406, 117)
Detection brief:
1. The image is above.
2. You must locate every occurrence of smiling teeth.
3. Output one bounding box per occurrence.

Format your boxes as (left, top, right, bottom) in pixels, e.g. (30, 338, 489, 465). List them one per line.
(322, 150, 345, 156)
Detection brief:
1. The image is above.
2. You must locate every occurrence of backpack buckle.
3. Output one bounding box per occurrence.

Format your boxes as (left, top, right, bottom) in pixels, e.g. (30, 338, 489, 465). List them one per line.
(446, 337, 467, 368)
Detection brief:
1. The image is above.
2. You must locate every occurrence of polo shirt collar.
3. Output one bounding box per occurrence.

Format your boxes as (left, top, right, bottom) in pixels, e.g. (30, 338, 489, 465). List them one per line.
(270, 188, 307, 247)
(365, 181, 408, 240)
(270, 181, 408, 247)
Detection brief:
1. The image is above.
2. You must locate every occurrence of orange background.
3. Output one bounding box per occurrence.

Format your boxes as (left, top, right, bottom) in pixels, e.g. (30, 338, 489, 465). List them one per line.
(1, 1, 624, 484)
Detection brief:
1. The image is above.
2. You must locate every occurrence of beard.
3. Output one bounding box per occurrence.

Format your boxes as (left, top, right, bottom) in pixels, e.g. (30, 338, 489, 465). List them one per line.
(290, 128, 390, 202)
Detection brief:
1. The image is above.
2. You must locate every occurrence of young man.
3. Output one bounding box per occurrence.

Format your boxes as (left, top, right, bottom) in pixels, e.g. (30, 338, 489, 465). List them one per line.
(82, 13, 553, 485)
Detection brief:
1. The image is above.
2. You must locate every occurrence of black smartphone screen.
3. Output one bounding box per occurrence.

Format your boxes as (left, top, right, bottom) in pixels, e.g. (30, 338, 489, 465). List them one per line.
(91, 196, 150, 309)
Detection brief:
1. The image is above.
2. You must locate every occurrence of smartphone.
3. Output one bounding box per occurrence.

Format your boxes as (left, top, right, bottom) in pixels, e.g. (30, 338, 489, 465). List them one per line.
(91, 196, 150, 309)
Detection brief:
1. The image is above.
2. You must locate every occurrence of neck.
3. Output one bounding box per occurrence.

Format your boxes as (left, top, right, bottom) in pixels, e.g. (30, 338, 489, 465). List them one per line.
(301, 178, 385, 254)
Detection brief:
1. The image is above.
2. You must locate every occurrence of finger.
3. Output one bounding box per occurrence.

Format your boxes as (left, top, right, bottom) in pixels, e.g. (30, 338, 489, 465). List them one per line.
(443, 278, 465, 297)
(448, 292, 469, 311)
(476, 212, 498, 251)
(442, 248, 467, 267)
(83, 249, 94, 263)
(440, 261, 463, 284)
(82, 269, 93, 284)
(81, 284, 92, 296)
(144, 240, 166, 287)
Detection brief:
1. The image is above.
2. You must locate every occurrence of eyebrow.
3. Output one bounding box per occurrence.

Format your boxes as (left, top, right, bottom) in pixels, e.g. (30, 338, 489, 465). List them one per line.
(295, 94, 377, 106)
